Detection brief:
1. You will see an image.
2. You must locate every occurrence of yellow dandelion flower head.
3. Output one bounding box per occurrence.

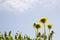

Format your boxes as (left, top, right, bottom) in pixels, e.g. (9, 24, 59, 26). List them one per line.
(39, 17, 48, 23)
(47, 24, 53, 29)
(36, 24, 42, 29)
(33, 23, 42, 29)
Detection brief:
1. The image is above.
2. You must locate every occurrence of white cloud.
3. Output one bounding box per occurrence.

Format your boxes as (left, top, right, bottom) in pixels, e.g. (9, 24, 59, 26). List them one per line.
(0, 0, 38, 12)
(0, 0, 60, 12)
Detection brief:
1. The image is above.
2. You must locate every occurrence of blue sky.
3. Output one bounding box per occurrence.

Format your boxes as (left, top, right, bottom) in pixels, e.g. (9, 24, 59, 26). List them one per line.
(0, 0, 60, 40)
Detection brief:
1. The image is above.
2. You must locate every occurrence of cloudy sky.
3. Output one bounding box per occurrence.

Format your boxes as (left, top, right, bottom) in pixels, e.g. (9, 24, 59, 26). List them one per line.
(0, 0, 60, 40)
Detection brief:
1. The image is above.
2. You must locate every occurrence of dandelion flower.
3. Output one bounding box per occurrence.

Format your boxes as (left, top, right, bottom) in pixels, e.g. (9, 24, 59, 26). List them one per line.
(47, 24, 53, 29)
(39, 17, 48, 23)
(36, 24, 42, 29)
(33, 23, 42, 29)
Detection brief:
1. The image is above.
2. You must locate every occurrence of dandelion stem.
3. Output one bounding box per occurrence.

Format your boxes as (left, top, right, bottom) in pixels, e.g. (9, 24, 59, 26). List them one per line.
(44, 23, 46, 40)
(37, 29, 38, 37)
(35, 30, 36, 38)
(49, 29, 50, 34)
(44, 23, 46, 35)
(51, 36, 52, 40)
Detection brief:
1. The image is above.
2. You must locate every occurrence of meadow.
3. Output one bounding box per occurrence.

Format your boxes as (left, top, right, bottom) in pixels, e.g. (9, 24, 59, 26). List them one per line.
(0, 17, 54, 40)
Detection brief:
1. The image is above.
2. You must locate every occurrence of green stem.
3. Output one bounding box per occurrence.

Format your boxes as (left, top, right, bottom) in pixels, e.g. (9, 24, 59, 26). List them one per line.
(48, 29, 50, 40)
(51, 36, 52, 40)
(49, 29, 50, 34)
(44, 23, 46, 40)
(35, 30, 36, 38)
(37, 29, 38, 37)
(37, 29, 38, 34)
(44, 23, 46, 35)
(36, 29, 38, 40)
